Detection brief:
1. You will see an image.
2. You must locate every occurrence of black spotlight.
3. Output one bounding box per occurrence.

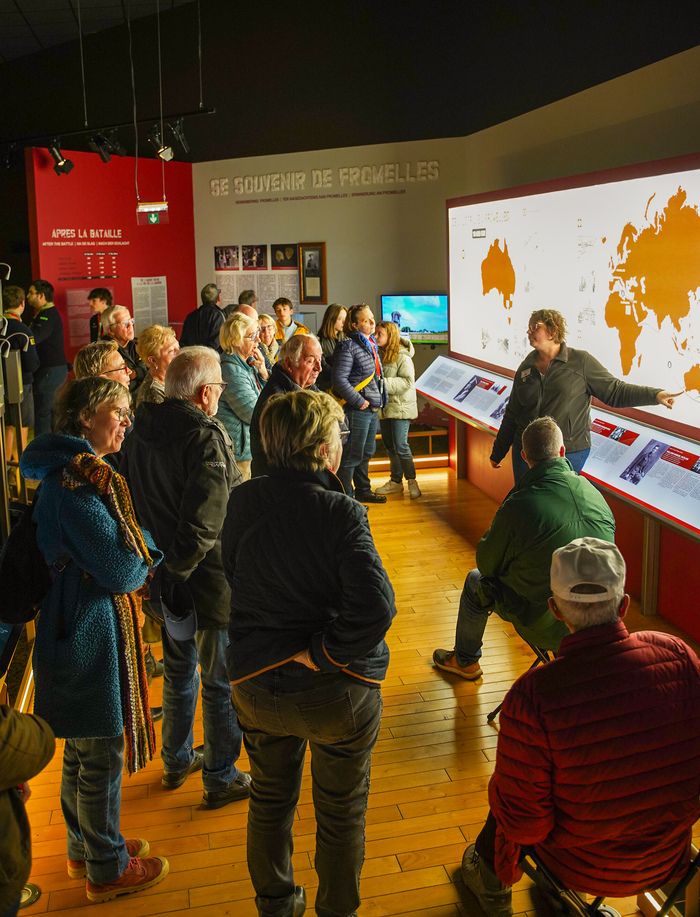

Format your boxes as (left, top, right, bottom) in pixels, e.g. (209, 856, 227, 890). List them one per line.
(48, 142, 74, 175)
(147, 125, 174, 162)
(168, 117, 190, 155)
(89, 133, 112, 163)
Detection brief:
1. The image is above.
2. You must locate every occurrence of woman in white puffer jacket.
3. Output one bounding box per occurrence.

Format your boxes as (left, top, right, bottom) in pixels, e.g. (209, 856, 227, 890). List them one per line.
(374, 321, 421, 499)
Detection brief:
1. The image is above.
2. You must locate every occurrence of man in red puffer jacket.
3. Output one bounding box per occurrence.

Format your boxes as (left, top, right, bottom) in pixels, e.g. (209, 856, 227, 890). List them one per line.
(460, 537, 700, 916)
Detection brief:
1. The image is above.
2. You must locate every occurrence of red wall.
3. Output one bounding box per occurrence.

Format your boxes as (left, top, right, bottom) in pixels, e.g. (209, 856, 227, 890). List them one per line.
(26, 147, 196, 362)
(462, 423, 700, 641)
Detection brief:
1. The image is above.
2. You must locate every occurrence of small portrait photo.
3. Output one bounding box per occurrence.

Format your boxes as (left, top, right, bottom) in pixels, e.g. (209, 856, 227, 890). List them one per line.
(620, 440, 667, 485)
(242, 245, 268, 270)
(304, 248, 321, 275)
(271, 244, 299, 270)
(214, 245, 239, 271)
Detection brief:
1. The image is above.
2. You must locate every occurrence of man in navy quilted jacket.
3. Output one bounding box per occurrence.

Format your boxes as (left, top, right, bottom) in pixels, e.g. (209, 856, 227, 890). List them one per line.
(459, 538, 700, 916)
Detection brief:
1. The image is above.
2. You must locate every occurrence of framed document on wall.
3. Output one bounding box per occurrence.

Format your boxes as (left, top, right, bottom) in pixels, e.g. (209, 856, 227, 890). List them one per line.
(298, 242, 327, 304)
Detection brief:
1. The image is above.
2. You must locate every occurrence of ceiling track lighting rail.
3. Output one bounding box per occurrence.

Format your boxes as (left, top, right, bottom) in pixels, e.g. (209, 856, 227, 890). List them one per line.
(0, 107, 215, 157)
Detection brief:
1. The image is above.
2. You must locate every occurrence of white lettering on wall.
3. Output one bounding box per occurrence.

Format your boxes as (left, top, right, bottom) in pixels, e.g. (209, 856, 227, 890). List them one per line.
(219, 160, 440, 196)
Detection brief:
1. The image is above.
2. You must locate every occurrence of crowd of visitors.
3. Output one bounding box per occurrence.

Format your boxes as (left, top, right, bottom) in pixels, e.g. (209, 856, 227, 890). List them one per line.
(3, 283, 697, 917)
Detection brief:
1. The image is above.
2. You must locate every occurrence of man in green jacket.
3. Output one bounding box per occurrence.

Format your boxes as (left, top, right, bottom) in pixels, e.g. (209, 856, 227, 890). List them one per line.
(433, 416, 615, 679)
(0, 705, 55, 915)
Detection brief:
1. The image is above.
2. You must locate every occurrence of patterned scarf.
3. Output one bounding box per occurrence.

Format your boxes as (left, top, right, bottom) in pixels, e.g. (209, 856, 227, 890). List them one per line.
(62, 453, 156, 775)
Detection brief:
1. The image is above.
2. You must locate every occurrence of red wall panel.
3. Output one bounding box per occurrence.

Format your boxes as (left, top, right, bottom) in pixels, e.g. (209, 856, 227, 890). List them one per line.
(26, 147, 196, 362)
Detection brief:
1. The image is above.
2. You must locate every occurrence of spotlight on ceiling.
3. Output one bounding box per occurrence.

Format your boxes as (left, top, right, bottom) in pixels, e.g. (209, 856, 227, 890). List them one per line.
(48, 142, 74, 176)
(148, 125, 174, 162)
(89, 132, 112, 163)
(168, 117, 190, 155)
(89, 129, 125, 163)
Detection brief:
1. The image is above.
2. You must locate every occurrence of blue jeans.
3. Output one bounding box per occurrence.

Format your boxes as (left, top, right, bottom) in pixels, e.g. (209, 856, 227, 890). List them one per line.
(379, 419, 415, 482)
(454, 569, 495, 665)
(338, 409, 378, 497)
(33, 365, 67, 436)
(161, 627, 243, 791)
(454, 569, 567, 663)
(60, 734, 129, 883)
(233, 670, 382, 917)
(512, 447, 591, 483)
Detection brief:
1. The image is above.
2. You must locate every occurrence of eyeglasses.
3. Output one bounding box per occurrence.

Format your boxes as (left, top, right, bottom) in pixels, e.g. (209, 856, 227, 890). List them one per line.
(113, 318, 135, 327)
(204, 381, 228, 391)
(113, 407, 134, 423)
(103, 363, 130, 375)
(527, 322, 544, 333)
(244, 331, 260, 341)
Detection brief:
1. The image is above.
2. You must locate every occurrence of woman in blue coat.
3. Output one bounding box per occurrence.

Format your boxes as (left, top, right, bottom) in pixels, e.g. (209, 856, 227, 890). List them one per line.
(217, 312, 268, 480)
(19, 377, 168, 903)
(331, 304, 387, 503)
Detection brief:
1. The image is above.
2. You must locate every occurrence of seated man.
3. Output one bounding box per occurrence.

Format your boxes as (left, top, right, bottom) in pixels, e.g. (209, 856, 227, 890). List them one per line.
(460, 538, 700, 916)
(433, 416, 615, 679)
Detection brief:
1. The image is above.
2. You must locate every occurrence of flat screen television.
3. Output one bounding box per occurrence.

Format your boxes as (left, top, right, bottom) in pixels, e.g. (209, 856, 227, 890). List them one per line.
(379, 293, 449, 344)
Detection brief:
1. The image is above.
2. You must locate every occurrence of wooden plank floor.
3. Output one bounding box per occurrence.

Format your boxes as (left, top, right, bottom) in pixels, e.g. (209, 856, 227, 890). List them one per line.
(23, 468, 698, 916)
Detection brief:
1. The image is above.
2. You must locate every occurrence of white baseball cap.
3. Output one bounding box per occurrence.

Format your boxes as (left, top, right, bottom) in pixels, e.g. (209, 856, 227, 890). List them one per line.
(550, 538, 626, 603)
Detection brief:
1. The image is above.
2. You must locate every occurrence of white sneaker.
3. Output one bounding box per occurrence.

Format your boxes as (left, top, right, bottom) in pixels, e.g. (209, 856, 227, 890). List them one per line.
(407, 479, 421, 499)
(375, 480, 404, 495)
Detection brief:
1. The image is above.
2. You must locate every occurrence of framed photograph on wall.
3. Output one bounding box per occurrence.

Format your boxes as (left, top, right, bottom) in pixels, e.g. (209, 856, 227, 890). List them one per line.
(271, 243, 299, 270)
(298, 242, 327, 304)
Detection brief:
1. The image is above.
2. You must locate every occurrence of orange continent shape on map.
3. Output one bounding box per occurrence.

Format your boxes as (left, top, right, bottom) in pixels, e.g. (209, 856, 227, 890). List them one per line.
(605, 187, 700, 374)
(604, 290, 646, 375)
(684, 364, 700, 396)
(481, 239, 515, 312)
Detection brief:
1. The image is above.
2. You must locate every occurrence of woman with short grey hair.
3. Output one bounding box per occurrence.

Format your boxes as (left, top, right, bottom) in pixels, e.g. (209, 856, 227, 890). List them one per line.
(222, 389, 396, 917)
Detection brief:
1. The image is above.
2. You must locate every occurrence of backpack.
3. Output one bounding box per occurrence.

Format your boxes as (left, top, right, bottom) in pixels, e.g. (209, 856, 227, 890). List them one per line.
(0, 489, 68, 625)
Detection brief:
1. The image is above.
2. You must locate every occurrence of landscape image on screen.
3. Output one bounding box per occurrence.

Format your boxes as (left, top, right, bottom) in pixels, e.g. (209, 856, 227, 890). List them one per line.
(380, 294, 448, 344)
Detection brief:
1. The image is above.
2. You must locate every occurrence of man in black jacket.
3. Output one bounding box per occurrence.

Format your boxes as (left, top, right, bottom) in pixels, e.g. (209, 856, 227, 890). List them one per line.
(1, 285, 40, 459)
(180, 283, 225, 351)
(122, 346, 250, 810)
(26, 278, 67, 435)
(250, 334, 322, 476)
(87, 287, 112, 342)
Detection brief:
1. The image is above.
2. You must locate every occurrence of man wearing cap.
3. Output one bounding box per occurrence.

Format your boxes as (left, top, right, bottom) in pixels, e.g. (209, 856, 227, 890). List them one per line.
(459, 537, 700, 916)
(433, 416, 615, 679)
(179, 283, 225, 351)
(122, 346, 250, 809)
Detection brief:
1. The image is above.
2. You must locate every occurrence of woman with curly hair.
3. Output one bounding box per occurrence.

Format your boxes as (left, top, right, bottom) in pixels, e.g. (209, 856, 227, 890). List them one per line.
(135, 325, 180, 406)
(490, 308, 679, 482)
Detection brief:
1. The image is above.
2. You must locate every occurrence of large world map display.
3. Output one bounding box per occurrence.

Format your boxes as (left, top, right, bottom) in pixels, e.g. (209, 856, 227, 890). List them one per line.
(448, 163, 700, 433)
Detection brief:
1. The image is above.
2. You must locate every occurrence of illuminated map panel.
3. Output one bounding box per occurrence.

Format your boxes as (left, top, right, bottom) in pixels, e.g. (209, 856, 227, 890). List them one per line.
(417, 355, 700, 538)
(448, 156, 700, 435)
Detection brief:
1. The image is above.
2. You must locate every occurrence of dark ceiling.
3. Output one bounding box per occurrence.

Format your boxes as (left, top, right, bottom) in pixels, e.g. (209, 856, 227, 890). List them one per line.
(1, 1, 700, 164)
(0, 0, 193, 63)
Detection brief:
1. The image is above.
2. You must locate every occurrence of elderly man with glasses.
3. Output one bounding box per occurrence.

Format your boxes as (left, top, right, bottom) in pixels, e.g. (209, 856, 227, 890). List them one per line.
(121, 346, 250, 810)
(249, 334, 323, 477)
(101, 304, 147, 396)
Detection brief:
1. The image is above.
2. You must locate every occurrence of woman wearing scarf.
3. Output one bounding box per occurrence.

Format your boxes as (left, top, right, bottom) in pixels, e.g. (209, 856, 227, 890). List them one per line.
(332, 303, 387, 503)
(19, 377, 169, 904)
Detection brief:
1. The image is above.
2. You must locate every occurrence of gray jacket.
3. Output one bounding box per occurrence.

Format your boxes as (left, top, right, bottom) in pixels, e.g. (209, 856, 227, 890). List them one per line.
(492, 343, 661, 461)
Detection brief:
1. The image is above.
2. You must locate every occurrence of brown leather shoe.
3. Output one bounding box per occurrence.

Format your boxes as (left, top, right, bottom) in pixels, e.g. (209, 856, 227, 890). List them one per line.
(432, 649, 483, 680)
(86, 855, 169, 902)
(67, 838, 150, 879)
